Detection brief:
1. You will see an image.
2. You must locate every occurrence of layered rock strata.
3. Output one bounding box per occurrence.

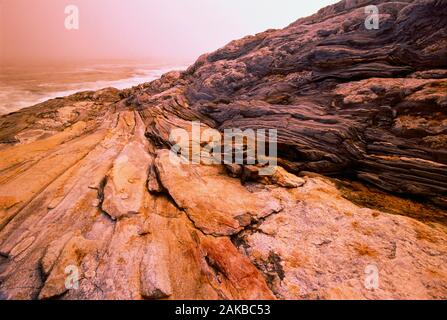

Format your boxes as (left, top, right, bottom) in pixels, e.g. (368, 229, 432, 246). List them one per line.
(0, 0, 446, 299)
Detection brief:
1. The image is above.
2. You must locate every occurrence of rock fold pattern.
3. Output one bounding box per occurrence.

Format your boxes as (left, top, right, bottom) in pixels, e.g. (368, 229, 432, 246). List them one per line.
(0, 0, 446, 299)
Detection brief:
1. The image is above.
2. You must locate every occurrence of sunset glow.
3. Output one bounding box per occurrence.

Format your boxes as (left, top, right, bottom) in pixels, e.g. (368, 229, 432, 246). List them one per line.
(0, 0, 339, 65)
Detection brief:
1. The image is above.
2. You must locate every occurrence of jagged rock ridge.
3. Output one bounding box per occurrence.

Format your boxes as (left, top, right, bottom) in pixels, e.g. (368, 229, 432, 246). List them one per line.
(0, 0, 446, 299)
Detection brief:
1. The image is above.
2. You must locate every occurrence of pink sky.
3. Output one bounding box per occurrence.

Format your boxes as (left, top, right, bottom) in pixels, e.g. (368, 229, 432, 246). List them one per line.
(0, 0, 338, 66)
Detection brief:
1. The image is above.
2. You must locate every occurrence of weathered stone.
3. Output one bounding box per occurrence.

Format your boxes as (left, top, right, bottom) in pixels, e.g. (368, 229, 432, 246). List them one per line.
(0, 0, 446, 300)
(234, 176, 447, 300)
(154, 150, 282, 236)
(102, 113, 152, 220)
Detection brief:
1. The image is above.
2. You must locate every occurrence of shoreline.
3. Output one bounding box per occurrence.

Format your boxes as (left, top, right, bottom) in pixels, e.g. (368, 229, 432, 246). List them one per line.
(0, 63, 189, 116)
(0, 0, 446, 300)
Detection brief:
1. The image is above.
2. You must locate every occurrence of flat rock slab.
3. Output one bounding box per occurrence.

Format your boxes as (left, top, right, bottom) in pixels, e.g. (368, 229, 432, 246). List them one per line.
(155, 150, 282, 236)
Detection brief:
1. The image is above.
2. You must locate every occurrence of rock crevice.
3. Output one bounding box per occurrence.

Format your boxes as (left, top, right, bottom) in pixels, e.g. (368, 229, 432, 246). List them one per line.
(0, 0, 446, 300)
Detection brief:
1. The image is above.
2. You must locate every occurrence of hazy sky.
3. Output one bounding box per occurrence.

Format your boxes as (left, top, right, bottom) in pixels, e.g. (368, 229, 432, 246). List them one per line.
(0, 0, 339, 66)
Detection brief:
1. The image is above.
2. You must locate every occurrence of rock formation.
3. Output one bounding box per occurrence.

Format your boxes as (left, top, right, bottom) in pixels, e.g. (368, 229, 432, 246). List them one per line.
(0, 0, 446, 299)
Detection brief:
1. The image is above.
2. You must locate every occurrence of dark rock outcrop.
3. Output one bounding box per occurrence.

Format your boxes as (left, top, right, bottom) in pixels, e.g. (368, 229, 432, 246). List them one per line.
(179, 0, 447, 203)
(0, 0, 446, 300)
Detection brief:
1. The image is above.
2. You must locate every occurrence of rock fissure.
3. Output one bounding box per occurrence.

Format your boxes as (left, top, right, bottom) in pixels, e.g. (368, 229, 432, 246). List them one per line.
(0, 0, 446, 300)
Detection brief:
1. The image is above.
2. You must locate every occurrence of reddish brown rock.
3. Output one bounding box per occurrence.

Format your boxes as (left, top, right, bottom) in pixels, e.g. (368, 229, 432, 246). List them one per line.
(0, 0, 446, 300)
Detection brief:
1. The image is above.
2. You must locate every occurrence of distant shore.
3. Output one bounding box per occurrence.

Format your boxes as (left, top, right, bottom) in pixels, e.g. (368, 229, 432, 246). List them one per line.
(0, 61, 189, 115)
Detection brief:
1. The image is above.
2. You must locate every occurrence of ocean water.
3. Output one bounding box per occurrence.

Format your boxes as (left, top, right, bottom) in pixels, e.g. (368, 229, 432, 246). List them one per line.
(0, 61, 189, 115)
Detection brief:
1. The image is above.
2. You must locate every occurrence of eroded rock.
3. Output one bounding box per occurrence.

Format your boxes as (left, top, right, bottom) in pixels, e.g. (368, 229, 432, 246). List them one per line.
(0, 0, 446, 300)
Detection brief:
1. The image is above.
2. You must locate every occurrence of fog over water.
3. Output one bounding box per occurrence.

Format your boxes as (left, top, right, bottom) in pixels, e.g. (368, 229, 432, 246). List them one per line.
(0, 61, 189, 114)
(0, 0, 338, 113)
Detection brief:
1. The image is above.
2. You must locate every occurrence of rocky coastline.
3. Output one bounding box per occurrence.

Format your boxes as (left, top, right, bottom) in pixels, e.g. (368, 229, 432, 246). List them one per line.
(0, 0, 446, 299)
